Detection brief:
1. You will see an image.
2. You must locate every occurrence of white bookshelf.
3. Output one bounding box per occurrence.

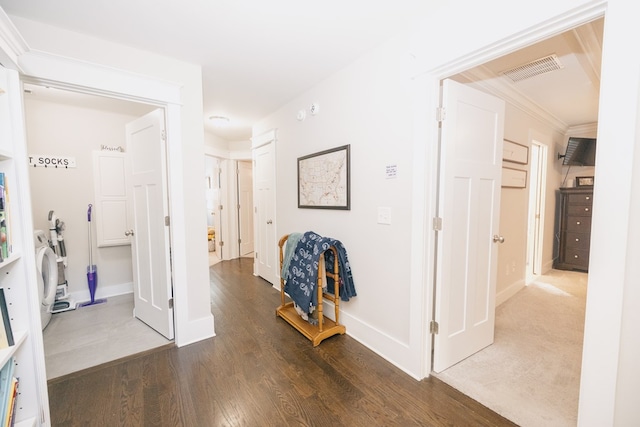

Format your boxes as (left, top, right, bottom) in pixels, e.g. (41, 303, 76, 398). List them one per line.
(0, 65, 51, 425)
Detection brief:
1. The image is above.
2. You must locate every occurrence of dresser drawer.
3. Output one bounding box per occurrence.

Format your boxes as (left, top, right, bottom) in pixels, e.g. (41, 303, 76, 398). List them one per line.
(565, 232, 590, 250)
(563, 248, 590, 270)
(565, 216, 591, 233)
(567, 204, 593, 216)
(567, 193, 593, 206)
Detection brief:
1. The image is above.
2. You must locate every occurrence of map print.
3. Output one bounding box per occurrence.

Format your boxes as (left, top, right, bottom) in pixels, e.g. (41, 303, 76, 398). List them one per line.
(298, 146, 349, 208)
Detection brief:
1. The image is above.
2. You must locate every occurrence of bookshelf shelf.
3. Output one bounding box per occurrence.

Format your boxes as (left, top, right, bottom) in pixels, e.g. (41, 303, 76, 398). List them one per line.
(0, 330, 26, 370)
(14, 418, 37, 427)
(0, 253, 20, 270)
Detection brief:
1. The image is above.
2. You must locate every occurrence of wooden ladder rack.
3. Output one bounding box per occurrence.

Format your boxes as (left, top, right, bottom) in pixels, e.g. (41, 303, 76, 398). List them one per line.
(276, 234, 346, 346)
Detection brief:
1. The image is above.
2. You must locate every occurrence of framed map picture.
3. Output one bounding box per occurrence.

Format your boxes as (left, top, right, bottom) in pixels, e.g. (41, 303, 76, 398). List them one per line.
(298, 144, 350, 210)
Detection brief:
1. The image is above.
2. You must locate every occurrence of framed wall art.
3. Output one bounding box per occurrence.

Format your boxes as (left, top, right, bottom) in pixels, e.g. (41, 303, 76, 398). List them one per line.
(503, 139, 529, 165)
(502, 166, 527, 188)
(298, 144, 350, 210)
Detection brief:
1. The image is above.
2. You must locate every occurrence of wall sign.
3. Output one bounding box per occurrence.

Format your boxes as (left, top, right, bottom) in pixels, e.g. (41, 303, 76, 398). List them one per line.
(29, 155, 77, 168)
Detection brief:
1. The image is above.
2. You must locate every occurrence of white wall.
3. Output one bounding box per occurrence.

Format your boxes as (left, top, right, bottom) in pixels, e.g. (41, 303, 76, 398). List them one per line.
(258, 0, 640, 424)
(25, 92, 153, 301)
(255, 32, 417, 363)
(496, 102, 565, 301)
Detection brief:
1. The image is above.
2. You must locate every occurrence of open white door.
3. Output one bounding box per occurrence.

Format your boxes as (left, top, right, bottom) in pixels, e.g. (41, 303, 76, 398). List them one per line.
(433, 79, 505, 373)
(253, 142, 277, 286)
(126, 109, 174, 339)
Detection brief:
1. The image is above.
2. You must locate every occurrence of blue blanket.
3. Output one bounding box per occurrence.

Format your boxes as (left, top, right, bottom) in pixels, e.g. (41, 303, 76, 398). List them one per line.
(283, 231, 356, 316)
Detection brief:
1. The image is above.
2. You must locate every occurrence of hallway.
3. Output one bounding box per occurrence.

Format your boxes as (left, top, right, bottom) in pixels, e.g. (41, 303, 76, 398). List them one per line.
(48, 258, 516, 426)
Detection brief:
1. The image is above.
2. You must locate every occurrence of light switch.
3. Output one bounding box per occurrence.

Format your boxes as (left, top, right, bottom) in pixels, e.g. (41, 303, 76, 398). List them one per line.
(377, 207, 391, 225)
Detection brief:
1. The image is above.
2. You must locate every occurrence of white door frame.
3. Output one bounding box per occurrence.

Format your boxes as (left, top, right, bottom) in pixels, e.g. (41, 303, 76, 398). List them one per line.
(15, 49, 212, 347)
(418, 5, 608, 378)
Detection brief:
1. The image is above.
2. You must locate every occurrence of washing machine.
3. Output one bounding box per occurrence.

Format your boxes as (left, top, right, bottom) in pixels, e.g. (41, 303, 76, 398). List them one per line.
(34, 230, 58, 330)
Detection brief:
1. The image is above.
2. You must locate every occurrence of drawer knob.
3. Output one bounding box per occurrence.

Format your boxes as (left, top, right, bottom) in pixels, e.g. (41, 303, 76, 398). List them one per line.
(575, 238, 580, 242)
(574, 255, 579, 259)
(585, 208, 589, 212)
(586, 196, 590, 200)
(576, 221, 581, 225)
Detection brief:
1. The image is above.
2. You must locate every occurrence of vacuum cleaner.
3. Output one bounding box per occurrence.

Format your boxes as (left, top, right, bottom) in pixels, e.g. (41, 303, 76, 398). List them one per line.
(48, 210, 77, 313)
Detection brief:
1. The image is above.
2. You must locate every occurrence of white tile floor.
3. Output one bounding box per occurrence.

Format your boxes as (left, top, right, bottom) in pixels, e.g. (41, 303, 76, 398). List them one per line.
(43, 293, 172, 380)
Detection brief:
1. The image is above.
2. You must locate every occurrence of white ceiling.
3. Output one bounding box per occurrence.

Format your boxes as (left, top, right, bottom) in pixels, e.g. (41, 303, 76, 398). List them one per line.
(1, 1, 602, 141)
(0, 0, 434, 141)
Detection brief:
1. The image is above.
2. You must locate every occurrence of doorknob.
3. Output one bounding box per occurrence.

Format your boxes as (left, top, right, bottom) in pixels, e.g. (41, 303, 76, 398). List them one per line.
(266, 220, 273, 225)
(125, 229, 134, 236)
(493, 235, 505, 243)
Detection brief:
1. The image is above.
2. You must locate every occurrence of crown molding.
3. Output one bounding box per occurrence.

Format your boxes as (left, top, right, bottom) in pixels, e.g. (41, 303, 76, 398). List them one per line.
(460, 65, 569, 134)
(0, 8, 29, 70)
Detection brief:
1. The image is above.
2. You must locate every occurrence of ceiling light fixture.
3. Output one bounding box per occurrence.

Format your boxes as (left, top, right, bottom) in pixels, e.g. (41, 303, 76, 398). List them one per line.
(209, 115, 230, 127)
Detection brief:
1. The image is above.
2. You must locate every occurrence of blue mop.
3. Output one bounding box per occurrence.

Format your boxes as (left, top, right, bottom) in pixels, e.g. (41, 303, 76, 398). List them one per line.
(79, 204, 106, 307)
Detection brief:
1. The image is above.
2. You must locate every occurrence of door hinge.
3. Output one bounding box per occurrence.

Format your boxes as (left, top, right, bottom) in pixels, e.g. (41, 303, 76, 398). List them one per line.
(168, 298, 173, 309)
(161, 130, 167, 141)
(219, 205, 223, 210)
(436, 107, 446, 122)
(433, 217, 442, 231)
(220, 241, 224, 246)
(165, 216, 170, 226)
(238, 238, 242, 244)
(430, 320, 439, 334)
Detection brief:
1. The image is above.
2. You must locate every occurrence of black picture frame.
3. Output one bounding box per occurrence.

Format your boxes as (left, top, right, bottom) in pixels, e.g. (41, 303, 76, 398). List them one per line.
(298, 144, 350, 210)
(575, 176, 594, 187)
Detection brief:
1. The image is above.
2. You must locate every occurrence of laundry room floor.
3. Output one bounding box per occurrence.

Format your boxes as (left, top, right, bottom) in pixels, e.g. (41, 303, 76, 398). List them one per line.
(42, 294, 173, 380)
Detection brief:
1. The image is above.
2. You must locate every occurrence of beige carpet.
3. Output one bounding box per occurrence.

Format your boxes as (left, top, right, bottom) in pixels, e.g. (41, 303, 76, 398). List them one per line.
(435, 269, 587, 427)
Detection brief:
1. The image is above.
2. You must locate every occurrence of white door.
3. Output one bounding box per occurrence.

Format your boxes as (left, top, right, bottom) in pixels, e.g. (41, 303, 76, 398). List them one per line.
(238, 160, 254, 256)
(126, 109, 174, 339)
(253, 142, 277, 285)
(433, 79, 505, 373)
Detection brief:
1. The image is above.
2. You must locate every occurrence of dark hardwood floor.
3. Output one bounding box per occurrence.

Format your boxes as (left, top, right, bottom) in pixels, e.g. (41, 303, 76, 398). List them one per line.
(48, 258, 517, 426)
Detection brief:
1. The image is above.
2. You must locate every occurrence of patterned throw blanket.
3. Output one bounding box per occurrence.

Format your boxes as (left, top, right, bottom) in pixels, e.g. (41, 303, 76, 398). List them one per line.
(283, 231, 356, 318)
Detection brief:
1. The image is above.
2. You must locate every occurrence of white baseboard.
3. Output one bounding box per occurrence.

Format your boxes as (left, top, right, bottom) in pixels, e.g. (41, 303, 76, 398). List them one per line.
(497, 279, 526, 306)
(69, 281, 133, 305)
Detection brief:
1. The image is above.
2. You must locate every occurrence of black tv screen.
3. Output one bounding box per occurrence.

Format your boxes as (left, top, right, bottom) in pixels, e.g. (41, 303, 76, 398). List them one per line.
(562, 137, 596, 166)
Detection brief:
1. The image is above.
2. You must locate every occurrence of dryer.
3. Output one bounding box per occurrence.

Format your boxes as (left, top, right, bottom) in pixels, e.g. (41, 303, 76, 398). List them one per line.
(34, 230, 58, 329)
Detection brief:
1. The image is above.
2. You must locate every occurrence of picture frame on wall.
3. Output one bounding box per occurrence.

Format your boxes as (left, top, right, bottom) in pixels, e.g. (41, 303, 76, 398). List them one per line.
(501, 166, 527, 188)
(503, 139, 529, 165)
(298, 144, 350, 210)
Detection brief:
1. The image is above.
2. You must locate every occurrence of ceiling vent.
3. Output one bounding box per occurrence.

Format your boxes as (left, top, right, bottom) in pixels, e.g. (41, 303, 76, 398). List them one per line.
(501, 54, 564, 82)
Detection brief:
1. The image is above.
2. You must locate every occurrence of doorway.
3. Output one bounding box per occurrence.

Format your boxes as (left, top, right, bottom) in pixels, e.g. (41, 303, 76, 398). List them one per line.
(429, 15, 601, 426)
(24, 84, 173, 379)
(205, 155, 223, 265)
(526, 140, 548, 283)
(237, 160, 254, 258)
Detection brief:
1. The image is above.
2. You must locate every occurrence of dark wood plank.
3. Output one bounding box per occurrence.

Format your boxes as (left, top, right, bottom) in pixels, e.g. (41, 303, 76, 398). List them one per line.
(49, 258, 517, 426)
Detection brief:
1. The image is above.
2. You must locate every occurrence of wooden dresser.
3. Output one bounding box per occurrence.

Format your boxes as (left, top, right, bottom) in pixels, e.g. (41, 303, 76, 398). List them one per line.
(555, 187, 593, 272)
